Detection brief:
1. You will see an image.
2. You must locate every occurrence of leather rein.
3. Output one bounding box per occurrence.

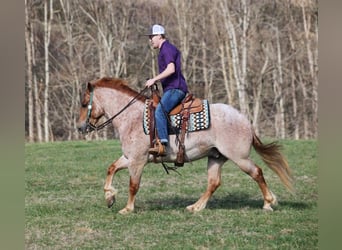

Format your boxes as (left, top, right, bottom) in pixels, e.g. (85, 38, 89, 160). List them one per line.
(83, 86, 148, 133)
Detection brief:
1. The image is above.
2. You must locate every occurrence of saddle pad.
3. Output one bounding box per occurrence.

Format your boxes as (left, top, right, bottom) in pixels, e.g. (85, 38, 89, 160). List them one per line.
(143, 99, 210, 135)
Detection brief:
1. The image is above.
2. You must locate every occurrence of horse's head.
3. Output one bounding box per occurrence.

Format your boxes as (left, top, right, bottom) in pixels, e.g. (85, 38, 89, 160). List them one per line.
(77, 82, 105, 134)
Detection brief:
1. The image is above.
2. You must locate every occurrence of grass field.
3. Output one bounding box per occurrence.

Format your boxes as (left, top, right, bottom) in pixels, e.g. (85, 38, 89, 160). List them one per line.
(25, 139, 317, 249)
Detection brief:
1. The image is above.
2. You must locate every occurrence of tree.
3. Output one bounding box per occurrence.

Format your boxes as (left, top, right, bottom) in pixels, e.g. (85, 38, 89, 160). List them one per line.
(58, 0, 81, 140)
(218, 0, 249, 116)
(25, 0, 34, 142)
(43, 0, 54, 142)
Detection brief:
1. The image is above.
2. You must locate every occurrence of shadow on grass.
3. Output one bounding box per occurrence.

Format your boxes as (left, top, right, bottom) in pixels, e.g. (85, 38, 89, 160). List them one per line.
(142, 192, 311, 211)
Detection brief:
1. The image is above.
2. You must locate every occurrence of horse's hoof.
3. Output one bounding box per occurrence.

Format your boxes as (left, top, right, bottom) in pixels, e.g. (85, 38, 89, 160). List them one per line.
(105, 188, 117, 208)
(270, 191, 278, 206)
(263, 205, 274, 211)
(106, 196, 115, 208)
(186, 205, 194, 212)
(186, 204, 204, 213)
(118, 207, 133, 214)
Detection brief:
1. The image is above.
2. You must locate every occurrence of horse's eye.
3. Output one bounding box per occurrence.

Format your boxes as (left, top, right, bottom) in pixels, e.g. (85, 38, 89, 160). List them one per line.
(81, 97, 88, 108)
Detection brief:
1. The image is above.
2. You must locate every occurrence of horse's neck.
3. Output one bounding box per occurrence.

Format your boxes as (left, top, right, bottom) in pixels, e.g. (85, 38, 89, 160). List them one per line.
(98, 88, 144, 131)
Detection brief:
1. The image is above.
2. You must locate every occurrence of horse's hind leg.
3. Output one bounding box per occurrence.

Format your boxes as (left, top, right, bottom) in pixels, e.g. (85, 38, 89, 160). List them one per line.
(234, 158, 277, 211)
(186, 156, 226, 212)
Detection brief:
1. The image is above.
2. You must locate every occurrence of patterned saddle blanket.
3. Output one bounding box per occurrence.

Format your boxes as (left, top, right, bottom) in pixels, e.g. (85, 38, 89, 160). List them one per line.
(143, 99, 211, 135)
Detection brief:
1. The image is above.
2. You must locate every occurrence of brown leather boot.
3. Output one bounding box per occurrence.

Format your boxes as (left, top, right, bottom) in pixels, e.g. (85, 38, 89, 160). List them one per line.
(148, 140, 166, 156)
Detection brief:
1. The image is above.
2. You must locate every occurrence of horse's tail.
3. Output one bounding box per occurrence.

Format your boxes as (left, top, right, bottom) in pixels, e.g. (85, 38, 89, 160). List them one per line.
(252, 132, 294, 193)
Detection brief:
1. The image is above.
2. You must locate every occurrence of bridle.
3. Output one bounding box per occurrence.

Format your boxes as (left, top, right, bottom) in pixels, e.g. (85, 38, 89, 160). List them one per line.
(82, 86, 148, 134)
(84, 89, 95, 132)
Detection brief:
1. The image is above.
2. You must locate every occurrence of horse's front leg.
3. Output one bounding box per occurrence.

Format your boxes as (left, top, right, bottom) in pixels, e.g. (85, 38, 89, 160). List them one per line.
(118, 160, 146, 214)
(104, 155, 129, 208)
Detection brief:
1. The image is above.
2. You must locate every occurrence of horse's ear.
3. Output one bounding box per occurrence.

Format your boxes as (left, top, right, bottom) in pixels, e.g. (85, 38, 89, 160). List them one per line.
(87, 82, 94, 92)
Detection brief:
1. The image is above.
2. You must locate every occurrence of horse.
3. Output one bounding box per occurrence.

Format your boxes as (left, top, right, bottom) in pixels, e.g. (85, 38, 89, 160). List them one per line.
(77, 77, 293, 214)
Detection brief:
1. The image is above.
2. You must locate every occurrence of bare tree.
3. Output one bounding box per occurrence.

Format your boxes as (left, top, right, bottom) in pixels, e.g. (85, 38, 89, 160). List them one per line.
(25, 0, 34, 142)
(300, 0, 318, 138)
(169, 0, 193, 80)
(43, 0, 54, 142)
(273, 26, 286, 139)
(252, 44, 270, 136)
(58, 0, 81, 140)
(31, 18, 43, 142)
(218, 0, 249, 115)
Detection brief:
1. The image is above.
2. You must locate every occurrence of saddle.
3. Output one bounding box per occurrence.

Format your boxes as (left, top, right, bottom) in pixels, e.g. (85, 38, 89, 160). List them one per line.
(150, 88, 203, 115)
(169, 94, 203, 115)
(148, 87, 205, 166)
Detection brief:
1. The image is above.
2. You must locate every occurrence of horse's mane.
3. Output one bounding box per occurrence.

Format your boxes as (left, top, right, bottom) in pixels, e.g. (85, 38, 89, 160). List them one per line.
(93, 77, 146, 102)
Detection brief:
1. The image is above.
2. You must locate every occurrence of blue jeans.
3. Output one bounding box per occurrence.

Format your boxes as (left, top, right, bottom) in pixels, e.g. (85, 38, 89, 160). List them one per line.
(155, 89, 186, 144)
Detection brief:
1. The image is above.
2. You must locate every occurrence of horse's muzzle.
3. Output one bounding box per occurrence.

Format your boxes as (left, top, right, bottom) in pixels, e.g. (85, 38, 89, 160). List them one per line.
(77, 120, 97, 134)
(77, 122, 90, 134)
(77, 122, 86, 134)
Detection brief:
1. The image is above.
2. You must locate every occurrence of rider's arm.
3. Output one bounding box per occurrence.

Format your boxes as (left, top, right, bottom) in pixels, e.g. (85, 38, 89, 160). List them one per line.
(145, 62, 175, 87)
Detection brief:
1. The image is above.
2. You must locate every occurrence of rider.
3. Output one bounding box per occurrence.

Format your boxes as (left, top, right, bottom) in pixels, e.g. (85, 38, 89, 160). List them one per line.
(145, 24, 189, 156)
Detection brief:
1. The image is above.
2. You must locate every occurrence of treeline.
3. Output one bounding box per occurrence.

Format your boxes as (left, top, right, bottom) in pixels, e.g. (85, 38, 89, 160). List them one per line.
(25, 0, 318, 142)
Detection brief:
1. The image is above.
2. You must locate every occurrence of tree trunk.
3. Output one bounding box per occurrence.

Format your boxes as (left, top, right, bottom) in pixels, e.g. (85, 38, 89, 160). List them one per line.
(240, 0, 249, 115)
(43, 0, 53, 142)
(252, 44, 269, 136)
(34, 77, 43, 142)
(219, 42, 232, 104)
(59, 0, 80, 141)
(31, 18, 42, 142)
(288, 32, 299, 139)
(312, 15, 318, 138)
(173, 0, 191, 80)
(291, 64, 299, 139)
(225, 40, 235, 106)
(302, 2, 318, 138)
(202, 40, 211, 101)
(274, 27, 286, 139)
(25, 0, 34, 142)
(296, 62, 309, 139)
(220, 0, 248, 115)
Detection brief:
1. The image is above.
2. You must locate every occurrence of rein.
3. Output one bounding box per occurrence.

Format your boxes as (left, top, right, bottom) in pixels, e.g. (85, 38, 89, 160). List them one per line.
(84, 86, 148, 133)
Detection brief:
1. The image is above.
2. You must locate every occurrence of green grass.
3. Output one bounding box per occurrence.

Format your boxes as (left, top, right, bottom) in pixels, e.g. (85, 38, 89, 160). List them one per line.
(25, 139, 317, 249)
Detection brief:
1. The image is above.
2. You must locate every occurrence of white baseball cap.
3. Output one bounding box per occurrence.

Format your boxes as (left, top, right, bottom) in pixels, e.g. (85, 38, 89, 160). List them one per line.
(147, 24, 165, 35)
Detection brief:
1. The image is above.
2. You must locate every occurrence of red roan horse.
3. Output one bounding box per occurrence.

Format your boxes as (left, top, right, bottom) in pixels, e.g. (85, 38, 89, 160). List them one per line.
(77, 77, 293, 214)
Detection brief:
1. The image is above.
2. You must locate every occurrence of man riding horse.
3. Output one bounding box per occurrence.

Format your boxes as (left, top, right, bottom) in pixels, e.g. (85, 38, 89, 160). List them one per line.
(144, 24, 189, 156)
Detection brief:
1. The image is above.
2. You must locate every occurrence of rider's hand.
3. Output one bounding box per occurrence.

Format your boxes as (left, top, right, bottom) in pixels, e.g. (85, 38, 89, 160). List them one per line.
(145, 79, 156, 88)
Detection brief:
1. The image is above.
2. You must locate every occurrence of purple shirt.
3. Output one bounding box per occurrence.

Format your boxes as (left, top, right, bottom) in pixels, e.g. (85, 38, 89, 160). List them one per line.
(158, 40, 188, 93)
